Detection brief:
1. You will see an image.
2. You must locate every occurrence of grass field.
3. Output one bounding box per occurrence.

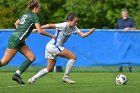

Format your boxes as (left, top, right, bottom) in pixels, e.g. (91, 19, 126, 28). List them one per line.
(0, 72, 140, 93)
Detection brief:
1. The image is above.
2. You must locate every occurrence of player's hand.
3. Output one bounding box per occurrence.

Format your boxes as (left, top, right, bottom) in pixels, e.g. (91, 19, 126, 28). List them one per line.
(32, 29, 37, 34)
(124, 27, 130, 32)
(90, 28, 95, 32)
(51, 35, 56, 39)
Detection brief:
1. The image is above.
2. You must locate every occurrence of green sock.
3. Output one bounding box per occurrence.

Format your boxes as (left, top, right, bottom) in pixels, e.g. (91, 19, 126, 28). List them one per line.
(17, 59, 33, 74)
(0, 60, 3, 67)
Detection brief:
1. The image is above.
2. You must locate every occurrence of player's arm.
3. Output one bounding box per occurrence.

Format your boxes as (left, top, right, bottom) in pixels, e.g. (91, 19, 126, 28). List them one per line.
(124, 27, 136, 31)
(41, 24, 56, 29)
(124, 20, 136, 31)
(34, 23, 55, 38)
(15, 19, 20, 29)
(32, 24, 56, 33)
(77, 28, 95, 38)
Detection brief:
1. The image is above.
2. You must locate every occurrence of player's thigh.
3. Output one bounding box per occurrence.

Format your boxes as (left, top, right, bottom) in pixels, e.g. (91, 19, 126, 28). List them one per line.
(47, 58, 56, 72)
(46, 44, 62, 55)
(57, 48, 76, 60)
(1, 48, 17, 64)
(19, 45, 35, 61)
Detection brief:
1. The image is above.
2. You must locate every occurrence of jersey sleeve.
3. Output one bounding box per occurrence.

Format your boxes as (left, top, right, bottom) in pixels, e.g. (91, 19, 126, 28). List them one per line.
(74, 26, 81, 33)
(32, 14, 40, 24)
(55, 22, 67, 30)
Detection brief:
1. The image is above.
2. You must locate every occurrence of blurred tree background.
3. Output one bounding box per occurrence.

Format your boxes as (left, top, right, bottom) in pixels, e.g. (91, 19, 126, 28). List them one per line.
(0, 0, 140, 29)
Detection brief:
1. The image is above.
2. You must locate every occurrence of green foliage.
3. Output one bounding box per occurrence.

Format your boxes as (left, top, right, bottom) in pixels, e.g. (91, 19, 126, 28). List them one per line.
(39, 0, 66, 24)
(0, 0, 140, 29)
(63, 0, 140, 28)
(0, 0, 28, 28)
(0, 7, 16, 28)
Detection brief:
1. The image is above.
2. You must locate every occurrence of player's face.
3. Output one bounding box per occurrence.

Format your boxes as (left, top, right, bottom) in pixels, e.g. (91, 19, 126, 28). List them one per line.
(34, 6, 41, 14)
(122, 11, 128, 20)
(69, 17, 78, 27)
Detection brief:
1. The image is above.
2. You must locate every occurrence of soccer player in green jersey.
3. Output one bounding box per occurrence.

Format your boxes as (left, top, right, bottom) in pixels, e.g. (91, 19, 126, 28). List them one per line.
(0, 0, 54, 84)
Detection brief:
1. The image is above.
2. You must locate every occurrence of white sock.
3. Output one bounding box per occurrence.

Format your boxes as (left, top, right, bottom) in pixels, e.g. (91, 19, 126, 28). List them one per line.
(32, 68, 48, 80)
(64, 59, 75, 78)
(16, 70, 21, 75)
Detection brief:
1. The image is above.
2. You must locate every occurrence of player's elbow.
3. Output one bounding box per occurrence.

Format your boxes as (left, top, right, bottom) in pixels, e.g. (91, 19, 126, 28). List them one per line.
(15, 20, 20, 28)
(38, 30, 44, 35)
(80, 33, 86, 38)
(81, 35, 86, 38)
(15, 23, 18, 28)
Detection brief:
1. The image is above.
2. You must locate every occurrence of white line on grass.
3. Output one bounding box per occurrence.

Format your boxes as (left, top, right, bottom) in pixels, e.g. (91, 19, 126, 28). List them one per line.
(0, 85, 25, 88)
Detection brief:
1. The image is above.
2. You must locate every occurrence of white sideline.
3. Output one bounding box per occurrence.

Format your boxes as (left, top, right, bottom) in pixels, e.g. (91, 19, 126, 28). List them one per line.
(1, 29, 140, 32)
(0, 85, 25, 89)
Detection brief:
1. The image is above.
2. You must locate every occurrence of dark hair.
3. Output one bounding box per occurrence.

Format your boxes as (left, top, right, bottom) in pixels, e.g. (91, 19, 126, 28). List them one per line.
(66, 13, 77, 21)
(27, 0, 40, 10)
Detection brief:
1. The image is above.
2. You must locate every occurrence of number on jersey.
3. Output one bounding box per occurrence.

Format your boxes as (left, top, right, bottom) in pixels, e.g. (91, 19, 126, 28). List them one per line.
(20, 15, 28, 24)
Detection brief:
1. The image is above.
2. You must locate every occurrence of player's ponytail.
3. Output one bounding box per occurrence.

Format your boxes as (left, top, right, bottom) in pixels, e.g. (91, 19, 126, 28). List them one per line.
(27, 0, 40, 10)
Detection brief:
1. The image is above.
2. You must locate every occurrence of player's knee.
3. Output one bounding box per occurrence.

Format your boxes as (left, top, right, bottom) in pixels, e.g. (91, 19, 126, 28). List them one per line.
(47, 67, 54, 72)
(72, 55, 77, 60)
(29, 56, 36, 62)
(1, 61, 8, 66)
(1, 59, 10, 66)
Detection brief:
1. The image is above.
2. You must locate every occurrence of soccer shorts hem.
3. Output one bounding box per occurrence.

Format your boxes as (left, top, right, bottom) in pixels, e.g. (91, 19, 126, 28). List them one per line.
(45, 43, 64, 60)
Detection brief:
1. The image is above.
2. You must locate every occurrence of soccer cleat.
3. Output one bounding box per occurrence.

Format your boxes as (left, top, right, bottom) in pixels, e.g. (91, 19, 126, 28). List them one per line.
(28, 78, 36, 84)
(12, 73, 25, 84)
(62, 77, 75, 84)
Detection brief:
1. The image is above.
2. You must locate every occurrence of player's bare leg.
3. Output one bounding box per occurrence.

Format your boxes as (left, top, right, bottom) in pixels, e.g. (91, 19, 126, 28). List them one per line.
(57, 48, 76, 84)
(28, 59, 56, 84)
(12, 45, 35, 84)
(0, 48, 26, 84)
(0, 48, 17, 66)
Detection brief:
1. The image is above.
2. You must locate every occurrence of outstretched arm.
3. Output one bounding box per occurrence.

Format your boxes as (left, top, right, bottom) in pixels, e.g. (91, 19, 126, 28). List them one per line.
(41, 24, 56, 29)
(32, 24, 56, 34)
(35, 23, 55, 38)
(77, 28, 95, 38)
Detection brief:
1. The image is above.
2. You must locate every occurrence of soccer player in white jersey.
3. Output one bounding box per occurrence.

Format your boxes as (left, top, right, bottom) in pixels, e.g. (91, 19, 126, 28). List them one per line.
(28, 13, 95, 84)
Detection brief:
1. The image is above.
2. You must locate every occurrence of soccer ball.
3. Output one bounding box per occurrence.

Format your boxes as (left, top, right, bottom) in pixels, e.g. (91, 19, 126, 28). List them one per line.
(116, 74, 127, 85)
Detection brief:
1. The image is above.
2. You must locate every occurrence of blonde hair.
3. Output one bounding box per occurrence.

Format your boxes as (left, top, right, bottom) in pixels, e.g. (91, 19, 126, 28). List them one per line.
(121, 8, 128, 13)
(27, 0, 40, 10)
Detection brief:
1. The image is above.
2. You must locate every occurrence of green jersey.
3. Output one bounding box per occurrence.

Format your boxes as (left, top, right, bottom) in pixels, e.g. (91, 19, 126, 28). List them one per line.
(12, 11, 40, 42)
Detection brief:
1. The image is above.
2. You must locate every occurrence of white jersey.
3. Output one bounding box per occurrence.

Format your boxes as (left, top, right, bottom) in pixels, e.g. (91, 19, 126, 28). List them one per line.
(48, 22, 81, 46)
